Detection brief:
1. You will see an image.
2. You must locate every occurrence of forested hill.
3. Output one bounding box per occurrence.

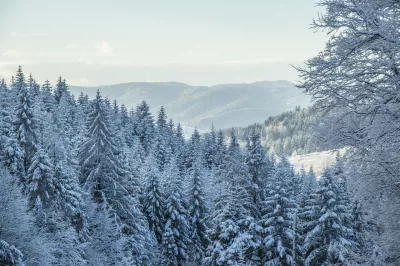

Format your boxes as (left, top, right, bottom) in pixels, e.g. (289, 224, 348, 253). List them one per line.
(222, 106, 324, 156)
(70, 80, 310, 131)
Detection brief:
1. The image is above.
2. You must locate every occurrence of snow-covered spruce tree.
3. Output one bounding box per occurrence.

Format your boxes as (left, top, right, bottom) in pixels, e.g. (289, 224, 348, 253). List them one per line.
(214, 129, 227, 170)
(79, 90, 154, 265)
(188, 155, 210, 264)
(202, 124, 218, 170)
(0, 239, 24, 266)
(135, 100, 155, 155)
(167, 118, 176, 155)
(301, 168, 356, 266)
(0, 81, 24, 177)
(245, 127, 269, 208)
(174, 123, 186, 173)
(225, 128, 256, 217)
(27, 73, 40, 99)
(53, 76, 68, 104)
(53, 160, 87, 237)
(205, 217, 261, 266)
(205, 129, 261, 265)
(154, 106, 171, 171)
(0, 166, 55, 265)
(41, 79, 56, 113)
(271, 155, 297, 198)
(142, 154, 165, 245)
(299, 166, 317, 207)
(162, 159, 191, 266)
(13, 66, 37, 174)
(260, 159, 299, 266)
(26, 146, 57, 213)
(332, 153, 351, 208)
(184, 128, 201, 170)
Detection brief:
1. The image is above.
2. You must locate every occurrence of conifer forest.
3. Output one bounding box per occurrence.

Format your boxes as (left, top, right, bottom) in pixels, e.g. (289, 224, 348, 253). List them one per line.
(1, 0, 400, 265)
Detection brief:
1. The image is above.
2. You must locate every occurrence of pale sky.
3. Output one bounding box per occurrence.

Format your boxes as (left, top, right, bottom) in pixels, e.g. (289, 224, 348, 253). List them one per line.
(0, 0, 326, 86)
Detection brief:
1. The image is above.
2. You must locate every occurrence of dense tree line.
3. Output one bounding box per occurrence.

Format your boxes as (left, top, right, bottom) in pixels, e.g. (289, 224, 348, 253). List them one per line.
(222, 107, 325, 157)
(0, 66, 374, 265)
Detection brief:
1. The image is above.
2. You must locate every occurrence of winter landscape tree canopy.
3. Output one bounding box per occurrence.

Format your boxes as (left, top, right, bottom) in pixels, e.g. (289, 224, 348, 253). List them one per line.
(0, 0, 399, 265)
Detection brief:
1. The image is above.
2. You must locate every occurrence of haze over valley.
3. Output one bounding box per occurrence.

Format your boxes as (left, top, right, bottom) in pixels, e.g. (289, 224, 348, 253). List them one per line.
(71, 80, 309, 131)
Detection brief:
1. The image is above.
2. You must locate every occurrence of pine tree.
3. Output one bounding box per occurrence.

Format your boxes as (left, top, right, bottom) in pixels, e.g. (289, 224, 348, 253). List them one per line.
(188, 156, 210, 263)
(206, 129, 261, 265)
(135, 100, 155, 155)
(154, 106, 171, 171)
(0, 81, 24, 177)
(260, 160, 298, 266)
(41, 79, 56, 113)
(205, 217, 261, 266)
(54, 160, 87, 237)
(27, 73, 40, 98)
(225, 128, 257, 217)
(184, 128, 201, 170)
(13, 66, 37, 174)
(162, 159, 191, 266)
(245, 128, 269, 209)
(79, 90, 154, 264)
(142, 154, 165, 245)
(299, 166, 317, 207)
(301, 168, 356, 266)
(26, 146, 57, 212)
(202, 124, 218, 170)
(174, 123, 186, 172)
(214, 129, 227, 169)
(54, 76, 69, 104)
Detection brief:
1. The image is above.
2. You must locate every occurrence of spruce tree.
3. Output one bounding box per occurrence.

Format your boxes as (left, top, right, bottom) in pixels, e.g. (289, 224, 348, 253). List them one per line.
(54, 76, 69, 104)
(135, 100, 155, 155)
(206, 129, 261, 265)
(13, 66, 37, 174)
(79, 90, 154, 264)
(301, 168, 356, 266)
(188, 156, 210, 263)
(54, 160, 87, 237)
(202, 124, 217, 170)
(260, 160, 298, 266)
(154, 106, 171, 171)
(245, 128, 269, 208)
(41, 80, 56, 113)
(174, 123, 186, 172)
(0, 81, 24, 177)
(26, 146, 57, 212)
(214, 129, 227, 169)
(142, 154, 165, 244)
(162, 159, 191, 266)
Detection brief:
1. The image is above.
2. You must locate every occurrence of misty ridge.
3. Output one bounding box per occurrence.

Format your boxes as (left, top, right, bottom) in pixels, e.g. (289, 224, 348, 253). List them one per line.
(70, 80, 310, 131)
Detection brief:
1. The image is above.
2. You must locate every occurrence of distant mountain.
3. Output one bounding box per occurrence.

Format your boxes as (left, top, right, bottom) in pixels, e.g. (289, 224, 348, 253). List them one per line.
(70, 80, 310, 131)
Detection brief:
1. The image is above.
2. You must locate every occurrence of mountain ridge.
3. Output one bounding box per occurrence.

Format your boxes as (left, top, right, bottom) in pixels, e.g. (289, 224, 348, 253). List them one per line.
(69, 80, 310, 132)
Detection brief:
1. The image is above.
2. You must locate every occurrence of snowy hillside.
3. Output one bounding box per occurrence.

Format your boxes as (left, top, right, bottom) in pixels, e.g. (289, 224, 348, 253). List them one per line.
(289, 149, 346, 177)
(70, 80, 310, 131)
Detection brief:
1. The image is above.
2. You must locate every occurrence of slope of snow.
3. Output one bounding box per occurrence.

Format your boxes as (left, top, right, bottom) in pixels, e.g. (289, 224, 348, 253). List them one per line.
(289, 149, 347, 177)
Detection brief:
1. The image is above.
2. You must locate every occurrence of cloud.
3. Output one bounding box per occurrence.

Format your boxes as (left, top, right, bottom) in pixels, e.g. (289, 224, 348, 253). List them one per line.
(95, 41, 114, 56)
